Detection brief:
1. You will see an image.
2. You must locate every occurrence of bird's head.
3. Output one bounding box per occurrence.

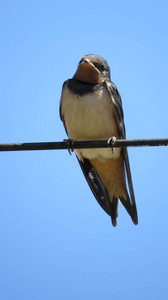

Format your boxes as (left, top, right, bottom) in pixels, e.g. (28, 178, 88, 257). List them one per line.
(74, 54, 111, 84)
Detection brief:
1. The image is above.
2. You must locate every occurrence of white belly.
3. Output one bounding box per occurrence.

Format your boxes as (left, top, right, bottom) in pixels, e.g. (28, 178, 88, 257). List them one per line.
(61, 84, 121, 160)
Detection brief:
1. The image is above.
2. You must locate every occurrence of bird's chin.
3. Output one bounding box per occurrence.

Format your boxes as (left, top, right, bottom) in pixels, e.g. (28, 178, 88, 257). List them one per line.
(74, 60, 101, 84)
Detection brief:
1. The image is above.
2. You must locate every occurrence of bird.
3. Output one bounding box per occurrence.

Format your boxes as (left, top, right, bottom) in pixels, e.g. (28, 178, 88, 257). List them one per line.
(60, 54, 138, 226)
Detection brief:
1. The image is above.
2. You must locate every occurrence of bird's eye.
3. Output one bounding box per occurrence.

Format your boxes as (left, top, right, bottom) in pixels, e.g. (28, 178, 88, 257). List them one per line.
(100, 65, 105, 71)
(94, 63, 105, 72)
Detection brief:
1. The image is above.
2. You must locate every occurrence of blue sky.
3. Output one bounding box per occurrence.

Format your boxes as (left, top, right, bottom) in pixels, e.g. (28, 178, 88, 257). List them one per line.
(1, 0, 168, 299)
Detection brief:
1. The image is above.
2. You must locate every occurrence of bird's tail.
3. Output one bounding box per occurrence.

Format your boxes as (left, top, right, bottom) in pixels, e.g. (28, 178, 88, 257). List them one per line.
(106, 191, 138, 227)
(106, 193, 118, 227)
(119, 192, 138, 225)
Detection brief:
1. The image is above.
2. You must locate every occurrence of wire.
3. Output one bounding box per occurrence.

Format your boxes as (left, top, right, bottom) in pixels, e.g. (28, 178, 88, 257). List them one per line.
(0, 138, 168, 152)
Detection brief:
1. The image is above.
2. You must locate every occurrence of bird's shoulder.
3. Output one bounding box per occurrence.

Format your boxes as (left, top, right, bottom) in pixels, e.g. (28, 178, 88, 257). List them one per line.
(104, 79, 126, 138)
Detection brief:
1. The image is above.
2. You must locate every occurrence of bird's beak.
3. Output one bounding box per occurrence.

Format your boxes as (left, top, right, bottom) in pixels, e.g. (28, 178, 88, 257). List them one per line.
(74, 58, 101, 84)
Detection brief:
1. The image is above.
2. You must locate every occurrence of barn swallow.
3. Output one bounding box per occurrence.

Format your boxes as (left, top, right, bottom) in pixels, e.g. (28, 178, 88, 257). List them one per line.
(60, 54, 138, 226)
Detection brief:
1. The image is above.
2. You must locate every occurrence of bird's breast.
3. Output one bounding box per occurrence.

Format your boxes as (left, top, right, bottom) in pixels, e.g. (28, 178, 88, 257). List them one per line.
(61, 84, 121, 160)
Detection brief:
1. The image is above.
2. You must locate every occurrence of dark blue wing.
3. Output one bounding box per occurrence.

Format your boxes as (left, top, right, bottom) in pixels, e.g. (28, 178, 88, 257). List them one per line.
(105, 80, 138, 224)
(77, 157, 110, 216)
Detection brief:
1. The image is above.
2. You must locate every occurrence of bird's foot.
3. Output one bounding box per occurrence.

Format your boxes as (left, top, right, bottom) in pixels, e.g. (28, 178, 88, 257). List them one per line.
(107, 136, 117, 154)
(63, 139, 74, 155)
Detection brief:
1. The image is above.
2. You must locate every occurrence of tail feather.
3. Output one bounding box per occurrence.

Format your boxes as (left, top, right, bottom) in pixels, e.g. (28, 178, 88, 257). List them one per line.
(119, 192, 138, 225)
(106, 190, 138, 227)
(106, 192, 118, 227)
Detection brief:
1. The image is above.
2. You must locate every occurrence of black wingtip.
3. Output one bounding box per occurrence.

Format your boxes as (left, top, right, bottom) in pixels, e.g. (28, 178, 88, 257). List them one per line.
(77, 157, 110, 215)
